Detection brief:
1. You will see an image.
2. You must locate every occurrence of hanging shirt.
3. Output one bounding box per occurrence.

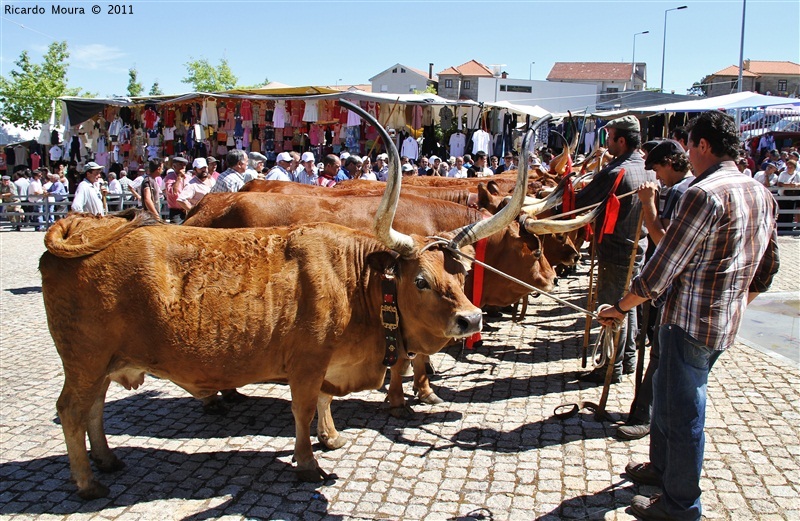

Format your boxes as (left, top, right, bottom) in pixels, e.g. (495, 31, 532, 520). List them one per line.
(449, 132, 466, 157)
(302, 100, 319, 123)
(401, 137, 419, 160)
(143, 109, 158, 130)
(471, 130, 492, 155)
(273, 100, 286, 128)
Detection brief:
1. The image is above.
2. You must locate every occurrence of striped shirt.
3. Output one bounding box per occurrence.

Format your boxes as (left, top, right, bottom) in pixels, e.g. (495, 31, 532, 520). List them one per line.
(211, 168, 245, 193)
(630, 161, 779, 350)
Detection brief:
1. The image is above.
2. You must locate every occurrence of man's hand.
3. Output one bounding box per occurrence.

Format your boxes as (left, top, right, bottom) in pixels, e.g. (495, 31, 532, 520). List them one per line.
(637, 182, 659, 205)
(596, 303, 623, 327)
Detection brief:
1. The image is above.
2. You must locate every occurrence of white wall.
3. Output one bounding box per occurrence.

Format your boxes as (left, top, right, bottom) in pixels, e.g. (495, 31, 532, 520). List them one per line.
(476, 78, 597, 113)
(370, 68, 431, 95)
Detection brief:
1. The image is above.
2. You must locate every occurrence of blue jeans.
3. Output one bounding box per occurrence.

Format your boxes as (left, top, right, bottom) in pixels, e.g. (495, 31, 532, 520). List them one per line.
(650, 324, 722, 521)
(596, 260, 640, 376)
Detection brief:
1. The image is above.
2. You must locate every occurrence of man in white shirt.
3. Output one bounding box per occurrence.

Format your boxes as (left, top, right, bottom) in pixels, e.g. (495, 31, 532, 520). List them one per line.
(71, 162, 107, 216)
(176, 158, 215, 213)
(264, 152, 293, 182)
(243, 152, 267, 184)
(375, 153, 389, 181)
(447, 156, 468, 178)
(753, 162, 778, 187)
(295, 152, 318, 185)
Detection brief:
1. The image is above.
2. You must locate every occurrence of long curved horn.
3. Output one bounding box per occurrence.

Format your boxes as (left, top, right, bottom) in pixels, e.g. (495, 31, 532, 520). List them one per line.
(450, 114, 552, 247)
(338, 99, 414, 256)
(523, 196, 607, 235)
(521, 171, 573, 215)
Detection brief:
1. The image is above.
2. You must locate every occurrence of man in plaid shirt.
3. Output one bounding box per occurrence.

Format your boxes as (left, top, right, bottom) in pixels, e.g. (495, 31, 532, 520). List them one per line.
(599, 111, 780, 521)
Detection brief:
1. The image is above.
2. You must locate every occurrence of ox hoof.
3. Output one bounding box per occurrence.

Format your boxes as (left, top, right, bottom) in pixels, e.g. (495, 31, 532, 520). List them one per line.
(389, 404, 414, 419)
(418, 391, 444, 405)
(77, 480, 110, 500)
(296, 462, 331, 483)
(319, 434, 348, 450)
(91, 454, 126, 473)
(221, 389, 247, 403)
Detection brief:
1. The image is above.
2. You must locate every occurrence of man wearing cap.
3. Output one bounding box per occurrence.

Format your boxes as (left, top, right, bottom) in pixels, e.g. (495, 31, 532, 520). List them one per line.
(616, 140, 695, 442)
(243, 152, 267, 184)
(176, 158, 215, 213)
(400, 163, 415, 176)
(753, 162, 778, 187)
(1, 175, 24, 230)
(211, 149, 248, 193)
(264, 152, 293, 182)
(375, 153, 390, 182)
(295, 152, 318, 185)
(207, 156, 220, 180)
(164, 156, 191, 223)
(599, 110, 778, 521)
(71, 162, 107, 216)
(447, 156, 468, 178)
(574, 115, 654, 384)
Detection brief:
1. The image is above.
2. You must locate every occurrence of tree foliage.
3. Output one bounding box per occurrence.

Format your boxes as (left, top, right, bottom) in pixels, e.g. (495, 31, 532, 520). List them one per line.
(182, 57, 238, 92)
(688, 76, 710, 96)
(0, 41, 82, 130)
(149, 80, 164, 96)
(127, 67, 144, 97)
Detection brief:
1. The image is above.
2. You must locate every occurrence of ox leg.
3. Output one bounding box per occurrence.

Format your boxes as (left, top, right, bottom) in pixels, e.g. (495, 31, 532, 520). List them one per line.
(316, 393, 347, 450)
(87, 378, 125, 473)
(413, 355, 444, 405)
(56, 377, 111, 499)
(289, 378, 328, 482)
(387, 359, 413, 419)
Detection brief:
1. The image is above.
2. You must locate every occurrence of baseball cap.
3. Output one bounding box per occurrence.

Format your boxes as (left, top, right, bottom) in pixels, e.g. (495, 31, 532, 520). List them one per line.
(84, 162, 102, 171)
(377, 153, 388, 161)
(642, 140, 661, 154)
(644, 139, 685, 170)
(206, 156, 218, 164)
(401, 164, 414, 172)
(604, 115, 640, 133)
(301, 151, 315, 163)
(340, 151, 351, 161)
(192, 157, 208, 169)
(171, 156, 189, 165)
(429, 155, 440, 163)
(1, 175, 10, 180)
(276, 152, 293, 163)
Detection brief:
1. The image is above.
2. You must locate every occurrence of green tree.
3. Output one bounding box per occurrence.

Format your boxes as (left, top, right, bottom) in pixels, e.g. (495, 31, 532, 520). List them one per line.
(0, 41, 81, 130)
(182, 57, 238, 92)
(149, 80, 164, 96)
(127, 67, 144, 97)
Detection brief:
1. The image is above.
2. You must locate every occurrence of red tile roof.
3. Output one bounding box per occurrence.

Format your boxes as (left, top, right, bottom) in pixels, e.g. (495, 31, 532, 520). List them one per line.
(547, 62, 633, 81)
(437, 60, 494, 77)
(711, 61, 800, 77)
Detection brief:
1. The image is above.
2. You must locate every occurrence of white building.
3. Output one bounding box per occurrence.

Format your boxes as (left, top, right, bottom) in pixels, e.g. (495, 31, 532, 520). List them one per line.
(369, 63, 437, 94)
(476, 77, 597, 114)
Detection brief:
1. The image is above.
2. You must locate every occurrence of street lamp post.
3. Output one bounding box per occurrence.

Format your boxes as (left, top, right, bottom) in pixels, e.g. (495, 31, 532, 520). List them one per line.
(631, 31, 649, 90)
(660, 5, 688, 92)
(529, 61, 536, 81)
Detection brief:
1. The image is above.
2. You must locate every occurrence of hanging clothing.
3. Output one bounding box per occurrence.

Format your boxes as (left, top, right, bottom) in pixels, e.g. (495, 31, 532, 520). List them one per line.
(401, 136, 419, 160)
(449, 132, 466, 157)
(471, 129, 492, 155)
(302, 100, 319, 122)
(273, 101, 287, 128)
(202, 99, 219, 127)
(240, 100, 253, 121)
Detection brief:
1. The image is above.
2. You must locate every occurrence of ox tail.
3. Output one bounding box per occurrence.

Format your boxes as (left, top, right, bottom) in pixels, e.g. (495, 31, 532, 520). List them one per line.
(44, 209, 161, 258)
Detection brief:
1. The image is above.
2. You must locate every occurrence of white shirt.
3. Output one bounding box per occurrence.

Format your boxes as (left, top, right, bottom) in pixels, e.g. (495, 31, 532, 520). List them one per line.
(471, 130, 491, 155)
(449, 133, 466, 157)
(401, 137, 419, 161)
(71, 179, 106, 215)
(177, 177, 215, 208)
(359, 172, 378, 181)
(49, 146, 63, 162)
(447, 167, 468, 178)
(107, 179, 122, 194)
(753, 171, 777, 187)
(27, 179, 44, 202)
(264, 166, 292, 182)
(473, 166, 493, 177)
(777, 170, 800, 196)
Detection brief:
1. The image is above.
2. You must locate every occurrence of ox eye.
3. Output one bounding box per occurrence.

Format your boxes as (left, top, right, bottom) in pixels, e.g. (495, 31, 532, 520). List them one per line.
(415, 276, 430, 290)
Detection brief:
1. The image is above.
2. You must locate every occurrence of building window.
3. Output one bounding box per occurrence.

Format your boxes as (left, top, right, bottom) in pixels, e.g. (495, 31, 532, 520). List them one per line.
(778, 80, 788, 91)
(381, 85, 388, 92)
(464, 80, 471, 90)
(392, 68, 397, 73)
(501, 85, 532, 93)
(409, 84, 417, 92)
(606, 87, 619, 93)
(401, 68, 406, 73)
(445, 79, 453, 88)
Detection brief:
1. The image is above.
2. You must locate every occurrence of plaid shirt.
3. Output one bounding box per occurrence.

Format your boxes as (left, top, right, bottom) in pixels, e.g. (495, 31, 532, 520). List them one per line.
(211, 168, 245, 193)
(630, 161, 780, 350)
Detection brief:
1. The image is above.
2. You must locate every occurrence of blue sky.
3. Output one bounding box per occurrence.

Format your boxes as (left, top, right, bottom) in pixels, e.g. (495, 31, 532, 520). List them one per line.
(1, 0, 798, 102)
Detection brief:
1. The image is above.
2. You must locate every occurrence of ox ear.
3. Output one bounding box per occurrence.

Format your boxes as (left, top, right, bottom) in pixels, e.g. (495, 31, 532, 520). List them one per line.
(486, 181, 502, 196)
(367, 251, 402, 275)
(517, 222, 544, 258)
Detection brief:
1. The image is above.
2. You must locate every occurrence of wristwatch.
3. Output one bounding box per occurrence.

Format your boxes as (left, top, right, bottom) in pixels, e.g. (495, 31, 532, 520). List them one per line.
(613, 301, 626, 314)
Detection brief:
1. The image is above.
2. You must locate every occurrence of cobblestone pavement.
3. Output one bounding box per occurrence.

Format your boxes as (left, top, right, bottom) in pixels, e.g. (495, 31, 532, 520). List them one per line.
(1, 231, 798, 521)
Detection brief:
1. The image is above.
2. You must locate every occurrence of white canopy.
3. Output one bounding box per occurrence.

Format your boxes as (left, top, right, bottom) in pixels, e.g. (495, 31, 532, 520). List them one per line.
(485, 100, 550, 119)
(595, 91, 800, 117)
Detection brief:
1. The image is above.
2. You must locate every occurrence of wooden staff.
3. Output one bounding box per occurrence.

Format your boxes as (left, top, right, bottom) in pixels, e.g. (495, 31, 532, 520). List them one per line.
(582, 231, 597, 367)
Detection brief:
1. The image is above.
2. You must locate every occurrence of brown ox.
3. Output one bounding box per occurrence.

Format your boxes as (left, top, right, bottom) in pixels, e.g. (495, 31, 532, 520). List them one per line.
(42, 100, 527, 499)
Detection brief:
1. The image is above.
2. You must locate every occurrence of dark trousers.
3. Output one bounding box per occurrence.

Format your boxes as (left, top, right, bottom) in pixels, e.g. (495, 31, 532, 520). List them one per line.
(628, 305, 662, 423)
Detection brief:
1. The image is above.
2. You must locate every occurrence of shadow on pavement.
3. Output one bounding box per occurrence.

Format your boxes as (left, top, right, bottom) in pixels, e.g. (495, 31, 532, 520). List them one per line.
(534, 480, 638, 520)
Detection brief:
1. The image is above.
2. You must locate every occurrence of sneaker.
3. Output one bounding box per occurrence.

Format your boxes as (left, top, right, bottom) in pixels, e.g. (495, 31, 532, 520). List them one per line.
(623, 363, 636, 374)
(617, 422, 651, 440)
(625, 461, 662, 486)
(578, 368, 620, 384)
(630, 494, 672, 520)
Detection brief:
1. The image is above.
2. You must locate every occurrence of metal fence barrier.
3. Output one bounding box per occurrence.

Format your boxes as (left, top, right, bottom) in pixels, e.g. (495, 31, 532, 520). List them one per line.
(2, 191, 799, 235)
